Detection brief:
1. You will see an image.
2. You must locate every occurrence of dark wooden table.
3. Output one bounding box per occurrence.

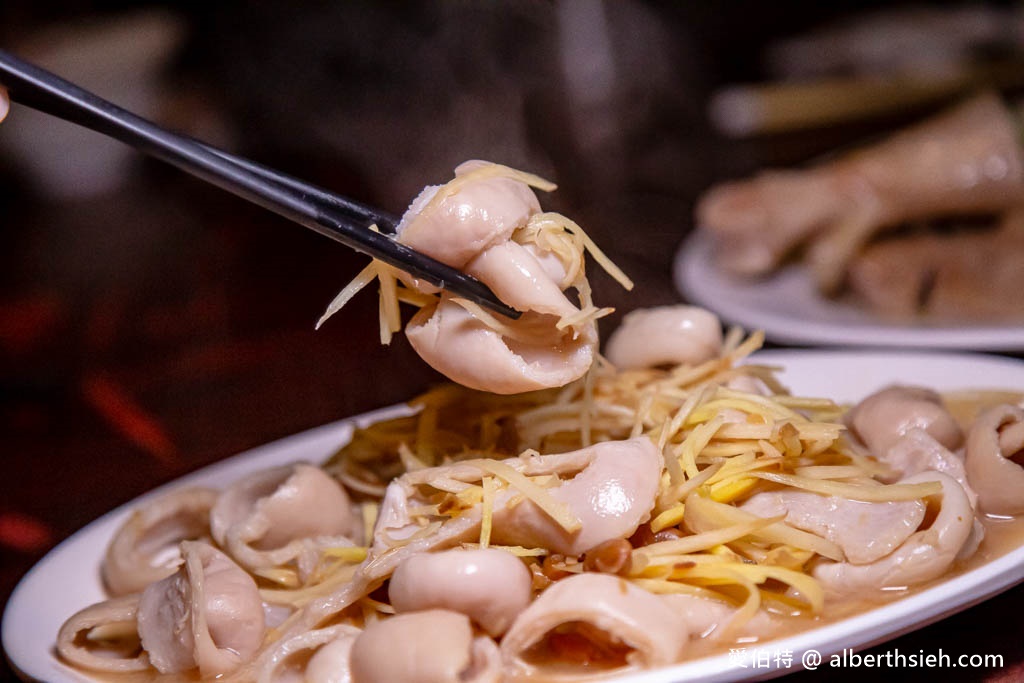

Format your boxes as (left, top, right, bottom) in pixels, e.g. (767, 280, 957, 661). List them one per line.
(2, 3, 1023, 681)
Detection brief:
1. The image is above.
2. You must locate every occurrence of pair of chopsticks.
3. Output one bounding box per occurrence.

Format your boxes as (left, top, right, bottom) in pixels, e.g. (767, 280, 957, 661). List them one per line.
(0, 49, 520, 319)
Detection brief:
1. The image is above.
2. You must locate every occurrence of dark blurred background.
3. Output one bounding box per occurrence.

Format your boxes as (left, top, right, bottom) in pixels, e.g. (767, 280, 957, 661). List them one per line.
(2, 2, 1023, 681)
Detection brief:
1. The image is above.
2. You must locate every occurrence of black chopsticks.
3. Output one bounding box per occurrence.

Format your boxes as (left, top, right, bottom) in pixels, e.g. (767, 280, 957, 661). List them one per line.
(0, 49, 521, 319)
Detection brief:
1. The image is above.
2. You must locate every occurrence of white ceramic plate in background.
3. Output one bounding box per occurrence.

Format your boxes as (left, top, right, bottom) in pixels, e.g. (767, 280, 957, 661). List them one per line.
(675, 231, 1024, 351)
(5, 350, 1024, 682)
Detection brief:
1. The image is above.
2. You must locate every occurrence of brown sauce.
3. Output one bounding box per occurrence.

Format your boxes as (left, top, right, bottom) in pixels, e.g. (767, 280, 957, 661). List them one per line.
(76, 513, 1024, 683)
(693, 512, 1024, 658)
(506, 514, 1024, 680)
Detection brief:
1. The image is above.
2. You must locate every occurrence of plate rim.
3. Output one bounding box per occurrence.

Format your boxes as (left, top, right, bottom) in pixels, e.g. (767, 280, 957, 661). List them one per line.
(674, 231, 1024, 351)
(5, 350, 1024, 683)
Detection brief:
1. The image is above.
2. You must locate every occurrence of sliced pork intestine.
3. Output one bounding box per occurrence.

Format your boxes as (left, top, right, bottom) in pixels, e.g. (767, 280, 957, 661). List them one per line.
(137, 541, 265, 676)
(404, 230, 597, 396)
(465, 240, 579, 319)
(388, 548, 532, 637)
(882, 428, 979, 511)
(302, 629, 361, 683)
(210, 463, 359, 573)
(380, 437, 661, 557)
(57, 594, 149, 673)
(366, 473, 484, 569)
(658, 593, 779, 643)
(102, 486, 218, 596)
(406, 295, 596, 395)
(396, 160, 541, 270)
(487, 437, 662, 556)
(395, 162, 602, 395)
(605, 305, 724, 370)
(812, 471, 975, 596)
(349, 610, 502, 683)
(500, 573, 689, 678)
(272, 483, 483, 642)
(847, 386, 979, 509)
(280, 438, 662, 641)
(847, 385, 964, 457)
(740, 489, 926, 565)
(255, 623, 361, 683)
(965, 403, 1024, 516)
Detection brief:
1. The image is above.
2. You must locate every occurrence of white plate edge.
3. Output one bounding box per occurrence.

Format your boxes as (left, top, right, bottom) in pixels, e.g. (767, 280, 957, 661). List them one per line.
(673, 231, 1024, 351)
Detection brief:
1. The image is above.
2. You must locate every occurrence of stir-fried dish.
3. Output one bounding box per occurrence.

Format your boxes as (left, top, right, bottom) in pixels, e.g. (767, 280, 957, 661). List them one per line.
(55, 162, 1024, 682)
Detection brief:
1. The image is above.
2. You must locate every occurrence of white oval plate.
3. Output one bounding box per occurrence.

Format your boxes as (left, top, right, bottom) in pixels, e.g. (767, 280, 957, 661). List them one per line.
(5, 350, 1024, 683)
(675, 231, 1024, 351)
